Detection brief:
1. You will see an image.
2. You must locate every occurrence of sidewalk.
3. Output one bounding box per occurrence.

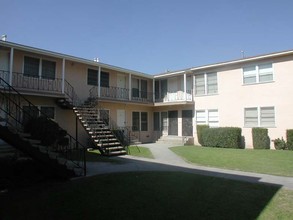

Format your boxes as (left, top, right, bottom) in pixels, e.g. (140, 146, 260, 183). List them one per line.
(85, 143, 293, 190)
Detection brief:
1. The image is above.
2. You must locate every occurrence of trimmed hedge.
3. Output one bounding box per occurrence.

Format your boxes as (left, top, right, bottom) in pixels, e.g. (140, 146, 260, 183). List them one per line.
(196, 125, 209, 146)
(286, 129, 293, 150)
(201, 127, 242, 149)
(252, 128, 270, 149)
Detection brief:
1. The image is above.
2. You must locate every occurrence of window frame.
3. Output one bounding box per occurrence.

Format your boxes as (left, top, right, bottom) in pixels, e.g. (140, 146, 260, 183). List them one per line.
(196, 109, 219, 127)
(23, 56, 56, 79)
(195, 72, 218, 96)
(244, 106, 275, 128)
(132, 111, 148, 131)
(87, 68, 98, 86)
(100, 71, 110, 88)
(243, 63, 274, 85)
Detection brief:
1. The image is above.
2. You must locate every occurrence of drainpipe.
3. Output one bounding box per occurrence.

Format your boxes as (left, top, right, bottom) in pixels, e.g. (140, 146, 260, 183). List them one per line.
(9, 47, 14, 85)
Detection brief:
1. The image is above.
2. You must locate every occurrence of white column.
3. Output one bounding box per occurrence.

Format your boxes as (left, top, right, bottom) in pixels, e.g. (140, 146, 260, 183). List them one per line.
(184, 73, 187, 101)
(193, 74, 195, 101)
(129, 73, 132, 100)
(98, 66, 101, 97)
(153, 79, 155, 102)
(62, 58, 65, 93)
(9, 47, 14, 85)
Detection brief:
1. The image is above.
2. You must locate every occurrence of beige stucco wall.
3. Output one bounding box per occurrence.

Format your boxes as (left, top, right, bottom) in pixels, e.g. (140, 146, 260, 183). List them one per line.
(99, 101, 154, 143)
(194, 55, 293, 148)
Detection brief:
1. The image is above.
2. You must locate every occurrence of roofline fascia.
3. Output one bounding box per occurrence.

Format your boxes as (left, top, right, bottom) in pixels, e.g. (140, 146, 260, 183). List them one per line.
(155, 49, 293, 78)
(0, 41, 153, 79)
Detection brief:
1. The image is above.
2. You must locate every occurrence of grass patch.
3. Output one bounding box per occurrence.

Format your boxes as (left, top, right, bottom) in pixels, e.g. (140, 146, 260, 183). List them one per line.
(127, 145, 154, 159)
(170, 146, 293, 177)
(1, 172, 291, 220)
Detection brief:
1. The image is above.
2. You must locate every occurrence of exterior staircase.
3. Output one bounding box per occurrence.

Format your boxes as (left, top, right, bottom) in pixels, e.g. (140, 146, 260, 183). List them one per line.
(73, 100, 128, 156)
(0, 77, 86, 178)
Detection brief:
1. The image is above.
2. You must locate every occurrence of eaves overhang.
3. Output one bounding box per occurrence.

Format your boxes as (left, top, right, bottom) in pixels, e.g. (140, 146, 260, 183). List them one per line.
(0, 41, 153, 79)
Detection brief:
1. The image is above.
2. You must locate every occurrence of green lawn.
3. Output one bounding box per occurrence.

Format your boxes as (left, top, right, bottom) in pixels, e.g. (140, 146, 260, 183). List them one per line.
(170, 146, 293, 177)
(127, 145, 154, 159)
(1, 172, 292, 220)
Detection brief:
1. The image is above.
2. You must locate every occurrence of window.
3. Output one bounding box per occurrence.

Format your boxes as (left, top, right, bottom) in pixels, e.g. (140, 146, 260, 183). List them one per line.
(141, 79, 147, 99)
(132, 111, 148, 131)
(141, 112, 148, 131)
(132, 78, 139, 98)
(195, 72, 218, 96)
(244, 108, 258, 127)
(22, 106, 55, 125)
(243, 63, 273, 84)
(132, 112, 140, 131)
(244, 106, 275, 127)
(24, 56, 56, 79)
(207, 73, 218, 94)
(40, 106, 55, 119)
(42, 60, 56, 79)
(100, 71, 109, 87)
(24, 56, 39, 77)
(196, 109, 219, 127)
(87, 69, 98, 85)
(131, 78, 148, 99)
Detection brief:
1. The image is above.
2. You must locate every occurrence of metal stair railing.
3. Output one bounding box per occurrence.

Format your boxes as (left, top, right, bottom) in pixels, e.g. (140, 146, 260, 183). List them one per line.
(0, 76, 87, 176)
(89, 86, 130, 147)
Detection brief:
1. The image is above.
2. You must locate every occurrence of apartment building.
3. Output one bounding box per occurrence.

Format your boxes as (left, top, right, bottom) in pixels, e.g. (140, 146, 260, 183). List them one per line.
(1, 40, 293, 149)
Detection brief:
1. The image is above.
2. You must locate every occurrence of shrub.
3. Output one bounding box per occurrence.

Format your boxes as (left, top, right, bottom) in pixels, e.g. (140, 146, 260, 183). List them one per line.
(273, 138, 287, 150)
(252, 128, 270, 149)
(196, 125, 209, 146)
(201, 127, 242, 149)
(286, 129, 293, 150)
(25, 116, 65, 146)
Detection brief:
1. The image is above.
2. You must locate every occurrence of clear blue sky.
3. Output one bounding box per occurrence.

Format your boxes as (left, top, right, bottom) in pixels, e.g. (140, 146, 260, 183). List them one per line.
(1, 0, 293, 74)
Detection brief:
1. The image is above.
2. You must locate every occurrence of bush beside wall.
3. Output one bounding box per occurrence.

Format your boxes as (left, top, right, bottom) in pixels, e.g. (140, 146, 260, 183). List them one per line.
(201, 127, 242, 149)
(286, 129, 293, 150)
(252, 128, 270, 149)
(196, 125, 209, 146)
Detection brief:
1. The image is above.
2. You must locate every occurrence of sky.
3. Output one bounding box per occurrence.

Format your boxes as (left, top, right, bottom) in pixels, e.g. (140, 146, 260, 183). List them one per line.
(1, 0, 293, 74)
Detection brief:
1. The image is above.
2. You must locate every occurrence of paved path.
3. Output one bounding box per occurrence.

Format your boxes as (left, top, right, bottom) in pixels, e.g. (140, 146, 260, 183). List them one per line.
(84, 143, 293, 190)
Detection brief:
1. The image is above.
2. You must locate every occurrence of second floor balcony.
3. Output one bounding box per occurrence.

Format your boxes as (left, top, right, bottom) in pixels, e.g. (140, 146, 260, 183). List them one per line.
(155, 90, 193, 104)
(90, 86, 154, 104)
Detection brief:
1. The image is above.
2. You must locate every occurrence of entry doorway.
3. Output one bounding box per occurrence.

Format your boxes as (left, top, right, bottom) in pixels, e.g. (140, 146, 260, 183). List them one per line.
(182, 110, 193, 136)
(161, 112, 168, 136)
(168, 111, 178, 135)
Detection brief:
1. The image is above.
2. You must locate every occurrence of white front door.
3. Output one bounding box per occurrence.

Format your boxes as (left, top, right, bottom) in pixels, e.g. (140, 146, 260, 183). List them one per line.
(117, 109, 126, 128)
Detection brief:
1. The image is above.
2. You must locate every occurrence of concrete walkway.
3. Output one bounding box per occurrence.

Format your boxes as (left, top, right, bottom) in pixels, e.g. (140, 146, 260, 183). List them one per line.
(85, 143, 293, 190)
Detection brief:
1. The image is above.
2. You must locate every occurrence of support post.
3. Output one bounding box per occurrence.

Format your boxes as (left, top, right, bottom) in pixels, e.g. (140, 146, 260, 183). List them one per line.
(62, 58, 65, 94)
(184, 73, 187, 101)
(129, 73, 132, 100)
(98, 66, 101, 97)
(9, 47, 14, 85)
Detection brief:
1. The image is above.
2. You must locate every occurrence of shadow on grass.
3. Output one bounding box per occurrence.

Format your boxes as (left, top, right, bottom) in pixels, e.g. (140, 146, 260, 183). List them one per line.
(0, 155, 285, 220)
